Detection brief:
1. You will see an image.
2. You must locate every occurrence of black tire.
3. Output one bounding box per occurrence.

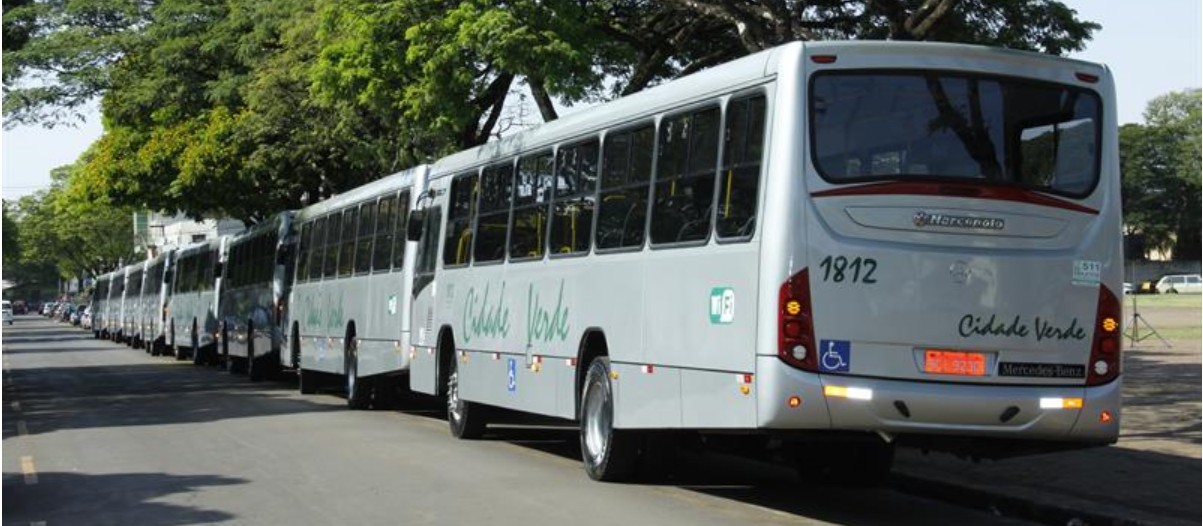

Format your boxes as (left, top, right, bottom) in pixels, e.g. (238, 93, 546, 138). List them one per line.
(346, 337, 371, 409)
(191, 323, 206, 366)
(580, 357, 639, 482)
(794, 439, 895, 486)
(447, 351, 487, 439)
(299, 368, 319, 395)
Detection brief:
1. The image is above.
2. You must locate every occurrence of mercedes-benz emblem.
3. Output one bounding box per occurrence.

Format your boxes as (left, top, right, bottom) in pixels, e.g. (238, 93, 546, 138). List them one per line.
(949, 261, 971, 284)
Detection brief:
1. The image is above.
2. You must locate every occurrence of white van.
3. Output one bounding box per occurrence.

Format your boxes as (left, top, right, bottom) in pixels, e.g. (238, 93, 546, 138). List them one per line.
(1155, 274, 1202, 294)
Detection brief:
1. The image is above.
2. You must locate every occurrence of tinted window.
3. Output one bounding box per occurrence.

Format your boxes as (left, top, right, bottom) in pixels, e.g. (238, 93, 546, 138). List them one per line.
(511, 152, 553, 260)
(356, 201, 376, 274)
(323, 213, 341, 279)
(475, 161, 514, 263)
(596, 124, 653, 250)
(339, 208, 358, 277)
(651, 106, 719, 245)
(444, 173, 478, 266)
(373, 195, 396, 271)
(392, 190, 410, 270)
(811, 72, 1101, 196)
(551, 140, 598, 255)
(297, 221, 312, 281)
(309, 217, 327, 281)
(717, 95, 767, 239)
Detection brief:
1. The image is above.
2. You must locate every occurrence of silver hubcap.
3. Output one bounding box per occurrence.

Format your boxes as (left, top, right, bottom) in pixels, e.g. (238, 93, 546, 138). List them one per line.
(583, 372, 611, 464)
(447, 367, 463, 424)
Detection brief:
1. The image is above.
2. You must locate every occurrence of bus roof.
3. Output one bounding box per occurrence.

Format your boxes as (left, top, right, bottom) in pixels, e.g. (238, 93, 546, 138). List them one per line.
(296, 165, 424, 220)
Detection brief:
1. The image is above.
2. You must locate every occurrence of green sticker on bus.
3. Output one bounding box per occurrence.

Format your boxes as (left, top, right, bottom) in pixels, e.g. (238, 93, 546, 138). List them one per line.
(709, 287, 735, 324)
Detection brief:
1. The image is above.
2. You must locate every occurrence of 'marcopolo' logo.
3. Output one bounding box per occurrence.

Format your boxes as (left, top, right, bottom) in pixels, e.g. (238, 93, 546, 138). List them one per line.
(913, 211, 1005, 230)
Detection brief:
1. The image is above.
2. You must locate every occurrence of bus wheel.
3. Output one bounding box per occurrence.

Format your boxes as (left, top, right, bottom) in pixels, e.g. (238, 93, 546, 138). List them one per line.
(580, 357, 638, 482)
(446, 352, 487, 438)
(191, 323, 206, 366)
(346, 338, 371, 409)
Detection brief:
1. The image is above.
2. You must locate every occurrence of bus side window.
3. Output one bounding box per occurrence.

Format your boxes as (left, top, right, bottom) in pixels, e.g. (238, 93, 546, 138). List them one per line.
(310, 217, 327, 281)
(392, 190, 410, 270)
(338, 207, 359, 277)
(596, 124, 653, 250)
(323, 213, 341, 279)
(475, 161, 514, 263)
(297, 221, 312, 282)
(444, 172, 478, 266)
(717, 94, 766, 240)
(512, 152, 553, 260)
(373, 195, 395, 271)
(651, 106, 719, 245)
(355, 200, 376, 274)
(550, 141, 597, 255)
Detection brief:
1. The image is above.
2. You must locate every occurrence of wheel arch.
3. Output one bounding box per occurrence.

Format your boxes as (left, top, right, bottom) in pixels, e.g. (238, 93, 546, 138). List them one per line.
(574, 328, 610, 419)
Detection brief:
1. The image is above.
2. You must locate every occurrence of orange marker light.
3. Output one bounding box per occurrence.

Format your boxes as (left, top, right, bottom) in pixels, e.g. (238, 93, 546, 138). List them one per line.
(785, 300, 802, 316)
(1102, 317, 1118, 333)
(787, 396, 802, 408)
(1099, 410, 1113, 423)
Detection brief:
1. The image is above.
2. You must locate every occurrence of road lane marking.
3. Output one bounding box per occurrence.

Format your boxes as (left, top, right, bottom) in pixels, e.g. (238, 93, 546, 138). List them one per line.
(17, 420, 29, 435)
(21, 456, 38, 485)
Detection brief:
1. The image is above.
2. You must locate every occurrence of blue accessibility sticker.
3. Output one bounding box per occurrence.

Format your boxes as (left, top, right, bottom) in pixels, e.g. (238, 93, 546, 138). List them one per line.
(818, 340, 851, 373)
(507, 357, 517, 393)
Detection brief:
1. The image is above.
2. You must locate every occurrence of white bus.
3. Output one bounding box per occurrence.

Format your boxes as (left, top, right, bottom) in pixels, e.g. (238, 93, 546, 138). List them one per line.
(140, 249, 175, 356)
(120, 262, 145, 346)
(219, 211, 295, 380)
(405, 41, 1123, 481)
(167, 237, 226, 364)
(289, 167, 426, 407)
(104, 266, 127, 341)
(91, 272, 113, 339)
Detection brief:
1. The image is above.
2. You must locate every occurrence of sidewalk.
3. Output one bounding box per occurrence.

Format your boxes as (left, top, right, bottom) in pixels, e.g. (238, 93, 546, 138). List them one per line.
(893, 338, 1201, 526)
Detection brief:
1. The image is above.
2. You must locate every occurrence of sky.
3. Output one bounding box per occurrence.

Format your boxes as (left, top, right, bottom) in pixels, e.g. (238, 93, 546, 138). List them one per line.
(3, 0, 1201, 200)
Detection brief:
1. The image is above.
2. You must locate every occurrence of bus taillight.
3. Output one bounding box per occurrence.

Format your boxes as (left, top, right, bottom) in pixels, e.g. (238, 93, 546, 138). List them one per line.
(1086, 285, 1122, 386)
(778, 269, 817, 371)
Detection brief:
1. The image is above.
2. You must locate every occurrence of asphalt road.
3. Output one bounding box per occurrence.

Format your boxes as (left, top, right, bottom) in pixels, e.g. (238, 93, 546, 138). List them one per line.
(3, 315, 1038, 526)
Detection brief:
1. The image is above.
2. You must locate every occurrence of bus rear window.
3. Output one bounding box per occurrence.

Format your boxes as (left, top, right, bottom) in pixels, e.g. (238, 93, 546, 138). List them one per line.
(811, 71, 1101, 197)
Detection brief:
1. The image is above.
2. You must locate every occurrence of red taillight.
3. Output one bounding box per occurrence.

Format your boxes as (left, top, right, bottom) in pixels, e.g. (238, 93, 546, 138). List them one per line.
(810, 55, 838, 64)
(779, 269, 817, 371)
(1086, 285, 1122, 386)
(1075, 72, 1099, 83)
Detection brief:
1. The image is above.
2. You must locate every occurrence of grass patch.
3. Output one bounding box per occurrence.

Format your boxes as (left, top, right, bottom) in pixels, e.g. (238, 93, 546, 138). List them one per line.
(1124, 293, 1202, 309)
(1127, 325, 1202, 340)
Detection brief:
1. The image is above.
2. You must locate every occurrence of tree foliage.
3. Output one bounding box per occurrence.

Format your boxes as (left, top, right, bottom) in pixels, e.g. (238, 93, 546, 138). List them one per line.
(1120, 89, 1202, 260)
(5, 0, 1100, 223)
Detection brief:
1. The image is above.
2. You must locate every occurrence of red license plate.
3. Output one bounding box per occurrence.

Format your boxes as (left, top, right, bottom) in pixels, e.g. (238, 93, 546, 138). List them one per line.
(923, 350, 987, 376)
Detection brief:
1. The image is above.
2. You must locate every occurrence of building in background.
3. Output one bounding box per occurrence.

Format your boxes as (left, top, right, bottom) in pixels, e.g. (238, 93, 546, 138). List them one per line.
(136, 211, 244, 257)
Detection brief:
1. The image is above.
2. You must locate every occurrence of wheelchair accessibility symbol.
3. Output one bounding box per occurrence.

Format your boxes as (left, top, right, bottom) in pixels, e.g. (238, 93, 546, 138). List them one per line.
(818, 340, 851, 373)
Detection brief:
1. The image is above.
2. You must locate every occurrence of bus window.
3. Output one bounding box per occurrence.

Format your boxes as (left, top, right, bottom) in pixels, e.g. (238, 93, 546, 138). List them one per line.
(310, 217, 327, 281)
(374, 195, 395, 271)
(297, 221, 312, 282)
(355, 200, 376, 274)
(717, 95, 766, 239)
(412, 205, 442, 296)
(652, 106, 719, 245)
(444, 173, 478, 267)
(339, 207, 359, 277)
(475, 161, 514, 263)
(511, 152, 554, 260)
(596, 124, 653, 250)
(392, 190, 410, 270)
(323, 213, 341, 279)
(551, 140, 598, 255)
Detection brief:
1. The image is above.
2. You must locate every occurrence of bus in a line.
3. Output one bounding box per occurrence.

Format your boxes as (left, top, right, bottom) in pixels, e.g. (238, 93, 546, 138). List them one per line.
(288, 167, 426, 407)
(404, 40, 1122, 481)
(168, 237, 226, 364)
(219, 212, 296, 380)
(91, 272, 112, 339)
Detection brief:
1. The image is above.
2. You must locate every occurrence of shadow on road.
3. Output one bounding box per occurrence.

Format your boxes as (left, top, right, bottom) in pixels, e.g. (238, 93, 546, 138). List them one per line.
(4, 471, 244, 525)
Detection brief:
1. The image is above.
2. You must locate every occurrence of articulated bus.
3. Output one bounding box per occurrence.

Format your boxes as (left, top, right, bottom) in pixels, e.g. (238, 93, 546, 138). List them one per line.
(404, 41, 1122, 481)
(219, 212, 295, 380)
(168, 237, 226, 363)
(140, 249, 175, 356)
(91, 273, 112, 339)
(289, 167, 426, 407)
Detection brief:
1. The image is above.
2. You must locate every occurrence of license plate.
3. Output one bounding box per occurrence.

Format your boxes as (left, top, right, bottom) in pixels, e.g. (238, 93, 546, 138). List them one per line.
(923, 350, 987, 376)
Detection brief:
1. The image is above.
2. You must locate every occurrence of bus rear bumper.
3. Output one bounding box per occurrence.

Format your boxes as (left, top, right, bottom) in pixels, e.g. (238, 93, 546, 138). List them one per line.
(756, 356, 1120, 444)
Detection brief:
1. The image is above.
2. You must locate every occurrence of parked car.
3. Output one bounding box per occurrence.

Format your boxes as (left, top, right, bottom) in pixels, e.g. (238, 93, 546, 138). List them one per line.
(1123, 282, 1134, 295)
(12, 300, 28, 315)
(2, 301, 13, 325)
(42, 302, 57, 316)
(1155, 274, 1203, 294)
(81, 307, 93, 330)
(57, 304, 75, 322)
(71, 305, 88, 326)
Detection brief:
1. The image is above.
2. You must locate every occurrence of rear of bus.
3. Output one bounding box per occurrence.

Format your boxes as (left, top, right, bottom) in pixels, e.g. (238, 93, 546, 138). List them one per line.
(760, 42, 1121, 454)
